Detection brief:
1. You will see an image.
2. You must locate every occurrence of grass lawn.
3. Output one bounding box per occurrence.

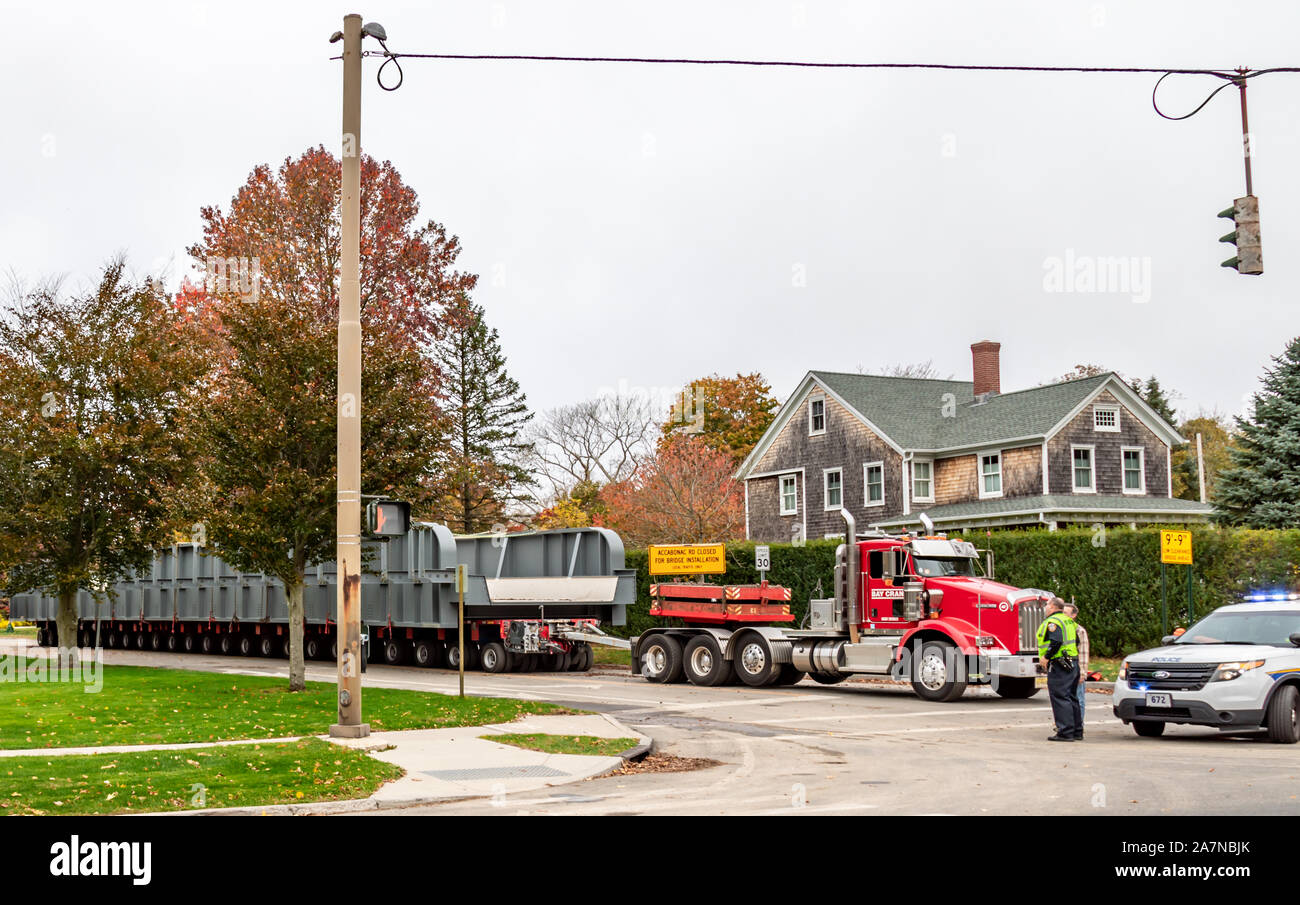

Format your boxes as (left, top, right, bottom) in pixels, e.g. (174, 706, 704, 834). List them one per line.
(0, 737, 401, 815)
(1089, 657, 1122, 682)
(0, 660, 567, 750)
(488, 733, 638, 757)
(591, 645, 631, 667)
(1, 625, 36, 638)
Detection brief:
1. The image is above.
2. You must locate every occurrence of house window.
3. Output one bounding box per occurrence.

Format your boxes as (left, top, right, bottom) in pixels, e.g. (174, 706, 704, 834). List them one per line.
(779, 474, 799, 515)
(809, 398, 826, 435)
(823, 468, 842, 510)
(1122, 448, 1145, 494)
(1072, 446, 1095, 492)
(1093, 404, 1120, 432)
(912, 460, 933, 502)
(979, 451, 1002, 498)
(863, 462, 884, 507)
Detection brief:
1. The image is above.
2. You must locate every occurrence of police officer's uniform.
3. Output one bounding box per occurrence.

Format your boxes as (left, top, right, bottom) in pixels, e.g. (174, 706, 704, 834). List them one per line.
(1037, 611, 1082, 741)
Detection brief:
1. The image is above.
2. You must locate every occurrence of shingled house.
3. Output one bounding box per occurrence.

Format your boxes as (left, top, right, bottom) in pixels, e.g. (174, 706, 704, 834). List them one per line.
(736, 341, 1214, 542)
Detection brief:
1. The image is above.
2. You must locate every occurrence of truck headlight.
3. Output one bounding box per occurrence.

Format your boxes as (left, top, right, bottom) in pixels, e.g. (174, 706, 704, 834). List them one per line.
(1211, 660, 1266, 682)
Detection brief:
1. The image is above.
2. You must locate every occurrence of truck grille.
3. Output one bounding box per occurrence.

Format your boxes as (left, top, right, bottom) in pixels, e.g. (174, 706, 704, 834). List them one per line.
(1126, 663, 1217, 691)
(1018, 599, 1046, 653)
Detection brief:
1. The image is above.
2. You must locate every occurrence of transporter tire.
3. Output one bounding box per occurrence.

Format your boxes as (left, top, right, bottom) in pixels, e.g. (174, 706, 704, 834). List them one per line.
(166, 634, 179, 653)
(481, 642, 508, 674)
(304, 635, 322, 660)
(135, 631, 148, 650)
(809, 672, 849, 685)
(910, 640, 968, 702)
(639, 634, 683, 684)
(35, 627, 47, 647)
(382, 639, 407, 666)
(576, 643, 593, 672)
(151, 632, 164, 651)
(446, 643, 462, 671)
(1133, 720, 1166, 737)
(547, 651, 567, 671)
(77, 629, 90, 648)
(993, 676, 1039, 699)
(258, 635, 276, 658)
(238, 635, 254, 657)
(1267, 684, 1300, 744)
(683, 635, 733, 687)
(413, 639, 439, 668)
(105, 630, 117, 649)
(197, 634, 211, 654)
(220, 634, 235, 655)
(733, 633, 779, 688)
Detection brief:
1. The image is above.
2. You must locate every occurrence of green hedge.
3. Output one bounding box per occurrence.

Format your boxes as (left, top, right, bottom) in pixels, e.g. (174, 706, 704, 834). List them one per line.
(612, 528, 1300, 658)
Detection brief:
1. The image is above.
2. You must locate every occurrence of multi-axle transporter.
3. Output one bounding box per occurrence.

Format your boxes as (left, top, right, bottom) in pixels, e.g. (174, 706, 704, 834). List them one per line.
(631, 511, 1052, 701)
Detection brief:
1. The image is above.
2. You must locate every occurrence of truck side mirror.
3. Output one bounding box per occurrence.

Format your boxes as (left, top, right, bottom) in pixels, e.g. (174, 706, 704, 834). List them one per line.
(880, 549, 896, 580)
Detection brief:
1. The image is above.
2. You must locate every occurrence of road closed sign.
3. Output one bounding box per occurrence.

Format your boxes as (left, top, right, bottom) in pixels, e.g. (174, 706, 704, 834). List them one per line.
(649, 544, 727, 576)
(1160, 529, 1193, 565)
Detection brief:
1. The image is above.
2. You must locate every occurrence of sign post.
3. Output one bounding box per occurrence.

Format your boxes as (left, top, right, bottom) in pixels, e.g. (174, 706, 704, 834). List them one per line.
(456, 563, 467, 698)
(755, 545, 771, 583)
(1159, 530, 1194, 633)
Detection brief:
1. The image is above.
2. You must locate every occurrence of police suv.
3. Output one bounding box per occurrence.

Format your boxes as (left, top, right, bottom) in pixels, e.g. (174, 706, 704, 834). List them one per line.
(1113, 593, 1300, 742)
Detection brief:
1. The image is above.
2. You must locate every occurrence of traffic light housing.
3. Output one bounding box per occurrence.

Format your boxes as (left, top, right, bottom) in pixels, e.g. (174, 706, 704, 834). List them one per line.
(1218, 195, 1262, 275)
(365, 499, 410, 537)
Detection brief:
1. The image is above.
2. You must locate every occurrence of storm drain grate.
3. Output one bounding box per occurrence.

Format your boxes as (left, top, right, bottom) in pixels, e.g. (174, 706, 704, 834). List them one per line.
(423, 765, 569, 781)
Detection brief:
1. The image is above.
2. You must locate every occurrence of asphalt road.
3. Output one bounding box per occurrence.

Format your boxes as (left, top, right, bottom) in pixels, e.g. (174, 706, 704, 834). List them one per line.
(10, 640, 1300, 816)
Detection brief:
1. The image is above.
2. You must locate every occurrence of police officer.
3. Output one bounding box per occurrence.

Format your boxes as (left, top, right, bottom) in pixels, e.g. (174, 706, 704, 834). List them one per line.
(1037, 597, 1082, 742)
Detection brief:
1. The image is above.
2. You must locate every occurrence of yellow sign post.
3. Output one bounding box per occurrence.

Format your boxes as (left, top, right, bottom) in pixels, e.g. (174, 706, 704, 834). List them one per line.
(1160, 530, 1193, 565)
(648, 544, 727, 576)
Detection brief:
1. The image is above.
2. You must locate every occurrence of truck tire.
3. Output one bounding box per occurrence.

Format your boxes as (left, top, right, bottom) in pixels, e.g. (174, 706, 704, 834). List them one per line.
(993, 676, 1039, 699)
(910, 640, 968, 702)
(683, 634, 733, 687)
(1133, 720, 1165, 737)
(639, 634, 684, 684)
(135, 631, 149, 650)
(150, 633, 164, 651)
(446, 643, 462, 670)
(481, 642, 509, 673)
(258, 635, 276, 657)
(413, 639, 439, 668)
(197, 634, 211, 654)
(382, 639, 407, 666)
(775, 663, 806, 686)
(166, 634, 179, 652)
(734, 633, 779, 687)
(220, 634, 235, 655)
(304, 635, 321, 660)
(577, 643, 593, 672)
(238, 635, 254, 657)
(810, 672, 849, 685)
(548, 651, 568, 671)
(1267, 684, 1300, 744)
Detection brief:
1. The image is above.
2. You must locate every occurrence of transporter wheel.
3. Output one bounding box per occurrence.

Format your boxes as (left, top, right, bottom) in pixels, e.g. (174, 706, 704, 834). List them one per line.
(910, 640, 968, 702)
(775, 663, 806, 686)
(547, 651, 567, 671)
(1133, 720, 1166, 738)
(481, 642, 509, 673)
(166, 634, 179, 652)
(238, 635, 254, 657)
(135, 631, 148, 650)
(150, 632, 164, 651)
(35, 627, 47, 647)
(733, 633, 779, 688)
(304, 635, 321, 660)
(446, 643, 462, 671)
(683, 635, 733, 687)
(993, 676, 1039, 699)
(219, 634, 234, 655)
(105, 630, 117, 649)
(258, 635, 276, 658)
(329, 638, 338, 660)
(639, 634, 684, 684)
(575, 644, 593, 672)
(196, 634, 210, 654)
(1267, 685, 1300, 744)
(465, 643, 481, 671)
(412, 639, 439, 668)
(382, 639, 407, 666)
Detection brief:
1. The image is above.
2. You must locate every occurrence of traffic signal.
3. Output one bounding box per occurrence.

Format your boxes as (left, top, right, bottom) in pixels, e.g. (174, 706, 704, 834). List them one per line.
(1218, 195, 1262, 275)
(365, 499, 410, 537)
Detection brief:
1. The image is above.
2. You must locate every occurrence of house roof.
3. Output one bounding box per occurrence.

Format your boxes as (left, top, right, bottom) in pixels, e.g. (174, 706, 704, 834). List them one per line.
(810, 370, 1113, 451)
(872, 494, 1215, 529)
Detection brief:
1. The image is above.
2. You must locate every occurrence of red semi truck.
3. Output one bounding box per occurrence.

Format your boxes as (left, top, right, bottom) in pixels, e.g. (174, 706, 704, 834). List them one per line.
(631, 510, 1052, 701)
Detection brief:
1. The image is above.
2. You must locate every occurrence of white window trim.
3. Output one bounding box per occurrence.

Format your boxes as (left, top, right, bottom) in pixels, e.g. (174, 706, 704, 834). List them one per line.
(779, 473, 799, 515)
(1093, 404, 1121, 433)
(863, 461, 885, 508)
(808, 396, 827, 436)
(823, 467, 843, 511)
(1071, 444, 1096, 494)
(911, 458, 934, 503)
(977, 449, 1003, 500)
(1121, 446, 1146, 495)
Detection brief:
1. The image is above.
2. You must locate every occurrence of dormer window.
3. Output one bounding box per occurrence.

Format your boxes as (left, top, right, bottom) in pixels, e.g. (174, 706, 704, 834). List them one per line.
(809, 397, 826, 435)
(1093, 404, 1120, 432)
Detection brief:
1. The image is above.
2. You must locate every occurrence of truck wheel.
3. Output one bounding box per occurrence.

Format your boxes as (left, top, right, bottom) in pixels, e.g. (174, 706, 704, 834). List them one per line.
(150, 633, 164, 651)
(413, 639, 439, 668)
(639, 634, 684, 684)
(465, 644, 481, 671)
(135, 631, 149, 650)
(734, 633, 779, 687)
(258, 635, 276, 657)
(197, 634, 211, 654)
(1267, 685, 1300, 744)
(304, 635, 321, 660)
(577, 643, 593, 672)
(1133, 721, 1165, 738)
(166, 634, 179, 652)
(683, 635, 733, 687)
(238, 635, 254, 657)
(910, 640, 968, 702)
(993, 676, 1039, 699)
(382, 639, 407, 666)
(810, 672, 849, 685)
(548, 652, 567, 671)
(481, 642, 509, 673)
(446, 643, 462, 670)
(775, 664, 806, 686)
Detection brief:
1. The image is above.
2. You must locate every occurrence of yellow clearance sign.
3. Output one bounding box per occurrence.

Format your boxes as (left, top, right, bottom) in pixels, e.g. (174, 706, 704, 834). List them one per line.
(648, 544, 727, 576)
(1160, 530, 1193, 565)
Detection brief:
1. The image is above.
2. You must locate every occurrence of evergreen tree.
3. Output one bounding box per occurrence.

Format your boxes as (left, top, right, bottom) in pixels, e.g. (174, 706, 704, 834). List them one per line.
(435, 295, 534, 533)
(1214, 336, 1300, 528)
(1130, 375, 1179, 426)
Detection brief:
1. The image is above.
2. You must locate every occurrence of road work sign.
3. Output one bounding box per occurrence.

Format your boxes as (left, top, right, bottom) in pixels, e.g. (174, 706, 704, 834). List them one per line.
(649, 544, 727, 576)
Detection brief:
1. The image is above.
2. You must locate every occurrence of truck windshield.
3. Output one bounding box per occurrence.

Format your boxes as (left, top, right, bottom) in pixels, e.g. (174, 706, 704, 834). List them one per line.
(1174, 610, 1300, 646)
(912, 557, 977, 578)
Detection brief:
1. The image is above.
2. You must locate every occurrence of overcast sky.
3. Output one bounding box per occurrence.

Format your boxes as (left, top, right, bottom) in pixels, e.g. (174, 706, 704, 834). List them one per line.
(5, 0, 1296, 424)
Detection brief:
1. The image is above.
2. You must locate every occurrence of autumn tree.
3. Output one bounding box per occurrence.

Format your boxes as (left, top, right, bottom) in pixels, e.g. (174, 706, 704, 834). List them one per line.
(1171, 413, 1235, 501)
(0, 260, 207, 659)
(187, 147, 472, 689)
(433, 295, 533, 533)
(660, 372, 778, 466)
(599, 436, 745, 547)
(1215, 336, 1300, 528)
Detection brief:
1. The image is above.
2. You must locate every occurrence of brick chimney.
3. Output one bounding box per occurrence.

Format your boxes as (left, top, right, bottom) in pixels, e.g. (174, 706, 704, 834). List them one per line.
(971, 340, 1001, 397)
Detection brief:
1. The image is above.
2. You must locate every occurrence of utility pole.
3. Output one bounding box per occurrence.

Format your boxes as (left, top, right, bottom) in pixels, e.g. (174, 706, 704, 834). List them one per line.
(331, 12, 368, 738)
(1196, 432, 1207, 504)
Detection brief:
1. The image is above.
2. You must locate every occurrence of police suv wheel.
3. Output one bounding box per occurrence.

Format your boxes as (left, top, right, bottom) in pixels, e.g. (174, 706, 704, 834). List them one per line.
(639, 634, 683, 684)
(910, 640, 968, 702)
(1267, 684, 1300, 744)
